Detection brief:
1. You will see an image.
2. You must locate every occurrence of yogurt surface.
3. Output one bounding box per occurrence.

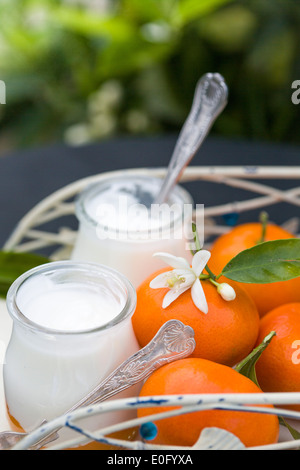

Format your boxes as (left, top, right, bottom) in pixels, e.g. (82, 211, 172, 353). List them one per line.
(16, 274, 125, 332)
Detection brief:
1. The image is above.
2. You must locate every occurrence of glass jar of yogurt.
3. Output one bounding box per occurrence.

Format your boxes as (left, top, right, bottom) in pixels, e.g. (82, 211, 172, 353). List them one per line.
(71, 174, 194, 287)
(3, 261, 139, 448)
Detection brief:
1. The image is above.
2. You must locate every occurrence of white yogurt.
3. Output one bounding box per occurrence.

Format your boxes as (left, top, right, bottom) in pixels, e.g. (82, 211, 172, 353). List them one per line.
(3, 262, 139, 438)
(71, 175, 194, 287)
(17, 276, 124, 332)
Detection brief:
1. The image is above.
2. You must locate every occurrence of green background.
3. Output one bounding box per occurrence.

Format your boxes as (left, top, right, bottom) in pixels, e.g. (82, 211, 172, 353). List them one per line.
(0, 0, 299, 154)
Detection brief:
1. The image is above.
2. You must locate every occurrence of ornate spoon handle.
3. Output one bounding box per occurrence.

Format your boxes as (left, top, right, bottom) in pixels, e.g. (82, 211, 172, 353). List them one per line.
(154, 73, 228, 204)
(68, 319, 195, 410)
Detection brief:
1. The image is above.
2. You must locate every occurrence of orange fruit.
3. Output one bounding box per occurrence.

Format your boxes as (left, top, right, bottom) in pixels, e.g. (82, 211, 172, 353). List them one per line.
(137, 358, 279, 448)
(209, 222, 300, 316)
(132, 268, 259, 367)
(255, 302, 300, 411)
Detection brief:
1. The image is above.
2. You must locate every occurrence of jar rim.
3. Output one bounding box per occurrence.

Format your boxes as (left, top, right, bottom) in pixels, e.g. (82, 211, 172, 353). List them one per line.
(6, 261, 137, 336)
(75, 174, 194, 237)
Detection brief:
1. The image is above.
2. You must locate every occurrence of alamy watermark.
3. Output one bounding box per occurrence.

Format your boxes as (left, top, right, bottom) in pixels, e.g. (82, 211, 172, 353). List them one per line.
(94, 197, 204, 250)
(0, 80, 6, 104)
(291, 80, 300, 105)
(292, 340, 300, 365)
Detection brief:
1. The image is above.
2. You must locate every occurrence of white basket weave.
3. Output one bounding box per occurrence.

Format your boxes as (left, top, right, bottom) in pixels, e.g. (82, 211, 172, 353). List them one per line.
(4, 166, 300, 450)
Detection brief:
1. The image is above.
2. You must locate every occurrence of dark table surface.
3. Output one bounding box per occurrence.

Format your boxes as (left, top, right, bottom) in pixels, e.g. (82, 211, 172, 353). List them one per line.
(0, 134, 299, 249)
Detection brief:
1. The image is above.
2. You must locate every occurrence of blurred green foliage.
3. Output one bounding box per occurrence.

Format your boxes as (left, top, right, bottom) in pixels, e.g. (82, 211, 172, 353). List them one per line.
(0, 0, 299, 152)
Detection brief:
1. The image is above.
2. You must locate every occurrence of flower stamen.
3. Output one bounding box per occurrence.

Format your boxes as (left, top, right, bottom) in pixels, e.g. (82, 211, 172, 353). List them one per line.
(166, 275, 185, 289)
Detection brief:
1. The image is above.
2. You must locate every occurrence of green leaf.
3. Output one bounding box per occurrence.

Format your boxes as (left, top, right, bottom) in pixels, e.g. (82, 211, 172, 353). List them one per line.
(0, 251, 49, 298)
(51, 7, 136, 41)
(173, 0, 234, 27)
(221, 239, 300, 284)
(279, 417, 300, 443)
(234, 331, 276, 386)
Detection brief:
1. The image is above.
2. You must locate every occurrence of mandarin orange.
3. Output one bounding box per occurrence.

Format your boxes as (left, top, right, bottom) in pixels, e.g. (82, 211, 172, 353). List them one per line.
(132, 268, 259, 367)
(137, 358, 279, 448)
(208, 222, 300, 316)
(255, 302, 300, 411)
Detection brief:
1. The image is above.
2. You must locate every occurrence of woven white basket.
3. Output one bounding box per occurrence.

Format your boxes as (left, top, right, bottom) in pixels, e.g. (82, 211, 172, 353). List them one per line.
(4, 166, 300, 450)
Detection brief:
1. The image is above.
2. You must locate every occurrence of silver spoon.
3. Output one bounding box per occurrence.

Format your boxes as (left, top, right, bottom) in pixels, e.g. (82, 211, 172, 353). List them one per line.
(154, 73, 228, 204)
(0, 319, 195, 450)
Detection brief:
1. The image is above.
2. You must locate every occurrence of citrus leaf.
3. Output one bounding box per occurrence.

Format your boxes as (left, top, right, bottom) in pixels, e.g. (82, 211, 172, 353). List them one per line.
(0, 251, 49, 298)
(221, 239, 300, 284)
(279, 417, 300, 443)
(234, 331, 276, 386)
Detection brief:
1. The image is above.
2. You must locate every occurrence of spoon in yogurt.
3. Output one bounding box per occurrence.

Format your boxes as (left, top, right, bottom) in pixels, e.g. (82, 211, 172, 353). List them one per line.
(154, 73, 228, 205)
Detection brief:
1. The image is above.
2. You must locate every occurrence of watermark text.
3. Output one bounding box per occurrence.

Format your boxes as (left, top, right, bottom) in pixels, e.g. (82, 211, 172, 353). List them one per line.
(291, 80, 300, 105)
(94, 198, 204, 251)
(292, 340, 300, 365)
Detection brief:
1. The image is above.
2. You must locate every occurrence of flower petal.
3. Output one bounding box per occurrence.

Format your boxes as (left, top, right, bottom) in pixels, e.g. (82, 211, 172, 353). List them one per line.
(191, 278, 208, 314)
(192, 250, 211, 277)
(149, 270, 174, 289)
(153, 252, 190, 269)
(162, 285, 191, 308)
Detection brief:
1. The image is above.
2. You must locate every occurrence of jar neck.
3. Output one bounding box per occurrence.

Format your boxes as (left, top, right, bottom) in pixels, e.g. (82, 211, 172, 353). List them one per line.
(6, 261, 137, 337)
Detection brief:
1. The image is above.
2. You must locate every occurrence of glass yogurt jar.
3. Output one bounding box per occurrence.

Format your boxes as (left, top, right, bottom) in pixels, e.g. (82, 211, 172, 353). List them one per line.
(71, 174, 194, 287)
(3, 261, 139, 448)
